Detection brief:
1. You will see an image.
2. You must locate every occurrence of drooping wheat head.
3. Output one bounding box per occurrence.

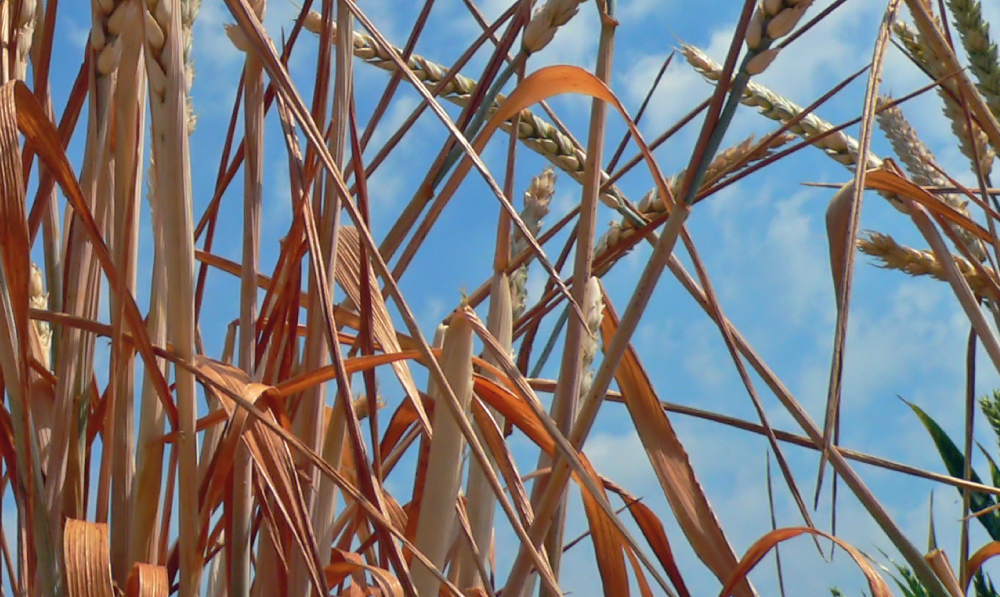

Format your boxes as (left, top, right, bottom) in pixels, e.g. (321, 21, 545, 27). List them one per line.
(858, 231, 999, 299)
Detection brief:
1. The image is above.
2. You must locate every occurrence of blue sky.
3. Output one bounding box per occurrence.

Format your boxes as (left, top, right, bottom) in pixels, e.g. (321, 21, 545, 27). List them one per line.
(42, 0, 1000, 595)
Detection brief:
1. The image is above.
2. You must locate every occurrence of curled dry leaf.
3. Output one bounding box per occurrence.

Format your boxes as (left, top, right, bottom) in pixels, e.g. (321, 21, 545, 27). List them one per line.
(64, 519, 114, 597)
(719, 527, 891, 597)
(126, 563, 168, 597)
(325, 548, 403, 597)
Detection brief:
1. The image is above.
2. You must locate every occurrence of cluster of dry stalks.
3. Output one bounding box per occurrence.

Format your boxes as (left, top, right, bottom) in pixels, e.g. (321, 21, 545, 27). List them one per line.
(7, 0, 1000, 596)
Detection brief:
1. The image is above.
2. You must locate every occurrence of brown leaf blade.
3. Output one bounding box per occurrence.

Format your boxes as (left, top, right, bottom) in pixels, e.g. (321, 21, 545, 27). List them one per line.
(336, 227, 427, 430)
(719, 527, 891, 597)
(599, 288, 755, 597)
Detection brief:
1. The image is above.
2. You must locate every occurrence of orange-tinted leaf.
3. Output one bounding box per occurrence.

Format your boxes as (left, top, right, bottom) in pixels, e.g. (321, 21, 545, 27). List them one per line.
(63, 519, 114, 597)
(325, 549, 404, 597)
(603, 480, 691, 597)
(577, 454, 630, 597)
(966, 541, 1000, 592)
(719, 527, 890, 597)
(126, 563, 168, 597)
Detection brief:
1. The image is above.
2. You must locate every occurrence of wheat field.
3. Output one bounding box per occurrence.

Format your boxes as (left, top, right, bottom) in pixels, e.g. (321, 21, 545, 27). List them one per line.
(6, 0, 1000, 595)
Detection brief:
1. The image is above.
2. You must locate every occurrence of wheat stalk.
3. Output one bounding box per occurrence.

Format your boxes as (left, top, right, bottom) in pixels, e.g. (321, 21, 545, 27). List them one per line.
(412, 306, 475, 597)
(228, 0, 263, 593)
(458, 272, 513, 591)
(143, 0, 201, 591)
(127, 0, 199, 570)
(102, 2, 148, 582)
(44, 0, 128, 547)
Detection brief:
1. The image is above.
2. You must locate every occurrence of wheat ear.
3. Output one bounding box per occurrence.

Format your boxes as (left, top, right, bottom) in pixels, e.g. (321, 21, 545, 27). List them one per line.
(522, 0, 587, 55)
(595, 133, 793, 261)
(947, 0, 1000, 119)
(301, 14, 628, 211)
(876, 96, 987, 261)
(894, 17, 995, 176)
(858, 231, 999, 298)
(510, 167, 555, 319)
(876, 95, 943, 186)
(683, 44, 879, 171)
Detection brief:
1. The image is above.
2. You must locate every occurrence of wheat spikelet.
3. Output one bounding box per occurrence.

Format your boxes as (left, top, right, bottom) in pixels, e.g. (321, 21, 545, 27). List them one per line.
(858, 231, 998, 297)
(578, 276, 603, 399)
(875, 96, 987, 261)
(947, 0, 1000, 119)
(11, 0, 35, 80)
(28, 263, 50, 371)
(683, 44, 878, 171)
(511, 167, 555, 319)
(893, 18, 995, 176)
(91, 0, 131, 80)
(181, 0, 200, 132)
(522, 0, 586, 55)
(744, 0, 815, 74)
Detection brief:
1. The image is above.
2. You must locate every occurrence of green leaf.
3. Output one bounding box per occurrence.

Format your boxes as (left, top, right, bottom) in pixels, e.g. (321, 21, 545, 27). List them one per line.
(977, 442, 1000, 489)
(907, 400, 1000, 539)
(974, 569, 998, 597)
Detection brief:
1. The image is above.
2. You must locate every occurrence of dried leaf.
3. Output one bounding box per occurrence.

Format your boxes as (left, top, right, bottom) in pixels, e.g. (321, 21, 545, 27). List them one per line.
(719, 527, 890, 597)
(126, 563, 168, 597)
(64, 519, 114, 597)
(599, 289, 754, 597)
